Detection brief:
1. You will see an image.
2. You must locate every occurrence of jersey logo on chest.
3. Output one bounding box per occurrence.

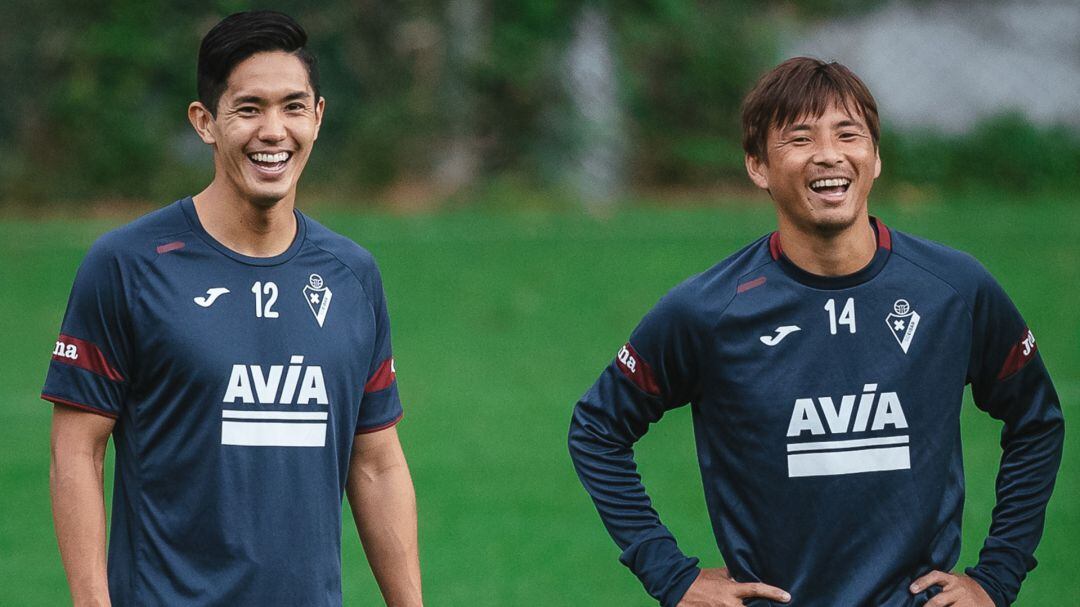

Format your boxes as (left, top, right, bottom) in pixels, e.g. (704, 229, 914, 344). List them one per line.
(303, 274, 333, 327)
(886, 299, 921, 353)
(785, 383, 910, 478)
(194, 287, 230, 308)
(220, 355, 330, 448)
(760, 325, 801, 346)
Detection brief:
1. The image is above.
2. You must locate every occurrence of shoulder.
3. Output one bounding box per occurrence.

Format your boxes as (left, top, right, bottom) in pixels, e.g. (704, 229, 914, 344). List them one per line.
(301, 213, 384, 289)
(888, 228, 999, 307)
(83, 200, 192, 272)
(669, 234, 773, 310)
(652, 234, 773, 326)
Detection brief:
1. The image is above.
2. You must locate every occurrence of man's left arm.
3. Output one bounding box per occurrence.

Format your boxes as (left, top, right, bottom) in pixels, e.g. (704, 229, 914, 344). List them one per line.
(933, 271, 1065, 607)
(915, 272, 1064, 607)
(346, 426, 422, 606)
(966, 346, 1063, 606)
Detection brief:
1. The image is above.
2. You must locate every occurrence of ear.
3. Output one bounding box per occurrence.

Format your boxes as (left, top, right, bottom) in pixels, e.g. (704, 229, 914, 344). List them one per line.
(312, 96, 326, 141)
(745, 153, 771, 191)
(188, 102, 217, 145)
(873, 147, 882, 179)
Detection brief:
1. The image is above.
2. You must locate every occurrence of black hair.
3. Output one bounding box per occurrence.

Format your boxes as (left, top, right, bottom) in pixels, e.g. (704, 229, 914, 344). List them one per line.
(197, 10, 320, 115)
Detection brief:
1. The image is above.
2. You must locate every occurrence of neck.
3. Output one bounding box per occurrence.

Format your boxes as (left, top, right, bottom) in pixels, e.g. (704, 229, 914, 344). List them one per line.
(192, 180, 297, 257)
(775, 213, 877, 277)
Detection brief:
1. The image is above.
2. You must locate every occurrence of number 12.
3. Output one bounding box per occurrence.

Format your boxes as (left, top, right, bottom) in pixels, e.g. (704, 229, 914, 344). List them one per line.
(251, 281, 280, 318)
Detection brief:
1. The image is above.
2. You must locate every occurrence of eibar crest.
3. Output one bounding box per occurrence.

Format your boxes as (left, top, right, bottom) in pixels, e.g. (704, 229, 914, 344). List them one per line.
(303, 274, 333, 327)
(886, 299, 920, 353)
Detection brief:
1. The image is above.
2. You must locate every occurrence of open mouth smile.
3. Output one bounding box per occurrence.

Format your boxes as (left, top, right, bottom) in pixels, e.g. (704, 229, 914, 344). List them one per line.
(808, 177, 851, 201)
(247, 151, 293, 176)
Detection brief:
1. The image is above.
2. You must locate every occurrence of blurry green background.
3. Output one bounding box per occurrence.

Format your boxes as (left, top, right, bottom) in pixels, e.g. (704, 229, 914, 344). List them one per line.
(1, 0, 1077, 605)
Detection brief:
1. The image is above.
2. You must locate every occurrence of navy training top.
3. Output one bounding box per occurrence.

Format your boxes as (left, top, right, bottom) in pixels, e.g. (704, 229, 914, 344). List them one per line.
(568, 218, 1063, 607)
(42, 197, 402, 606)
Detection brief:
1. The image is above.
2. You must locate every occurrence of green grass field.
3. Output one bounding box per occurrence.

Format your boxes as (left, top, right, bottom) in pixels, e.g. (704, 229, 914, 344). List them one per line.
(1, 199, 1076, 605)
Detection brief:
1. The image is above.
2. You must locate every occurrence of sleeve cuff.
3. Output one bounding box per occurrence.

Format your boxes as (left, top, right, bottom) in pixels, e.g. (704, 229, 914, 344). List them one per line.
(965, 537, 1035, 607)
(41, 393, 118, 419)
(355, 412, 403, 435)
(663, 565, 701, 607)
(964, 567, 1009, 607)
(619, 530, 700, 607)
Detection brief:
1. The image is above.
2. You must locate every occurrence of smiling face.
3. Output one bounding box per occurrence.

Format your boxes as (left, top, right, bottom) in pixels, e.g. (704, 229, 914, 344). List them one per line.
(189, 51, 324, 208)
(745, 102, 881, 235)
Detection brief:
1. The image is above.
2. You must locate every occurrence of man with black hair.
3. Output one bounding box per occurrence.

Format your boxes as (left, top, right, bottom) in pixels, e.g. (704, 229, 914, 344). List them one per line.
(568, 57, 1063, 607)
(44, 11, 422, 606)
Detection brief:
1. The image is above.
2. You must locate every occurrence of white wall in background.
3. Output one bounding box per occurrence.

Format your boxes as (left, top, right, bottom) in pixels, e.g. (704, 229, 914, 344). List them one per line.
(785, 0, 1080, 133)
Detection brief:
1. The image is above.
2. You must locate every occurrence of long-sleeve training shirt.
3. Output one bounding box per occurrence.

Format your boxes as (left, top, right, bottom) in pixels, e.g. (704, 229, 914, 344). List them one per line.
(569, 218, 1064, 607)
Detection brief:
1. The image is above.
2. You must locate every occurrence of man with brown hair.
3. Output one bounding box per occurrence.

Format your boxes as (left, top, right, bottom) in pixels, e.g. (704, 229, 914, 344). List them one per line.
(568, 57, 1063, 606)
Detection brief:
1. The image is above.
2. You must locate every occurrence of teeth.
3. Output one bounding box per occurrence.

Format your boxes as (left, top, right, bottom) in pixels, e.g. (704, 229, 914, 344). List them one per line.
(810, 177, 851, 189)
(250, 152, 289, 163)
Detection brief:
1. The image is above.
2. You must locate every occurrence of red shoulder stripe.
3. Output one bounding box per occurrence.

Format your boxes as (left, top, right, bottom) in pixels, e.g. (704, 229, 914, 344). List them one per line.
(737, 276, 767, 293)
(52, 334, 125, 382)
(364, 357, 396, 393)
(156, 241, 185, 254)
(997, 328, 1038, 381)
(616, 343, 660, 396)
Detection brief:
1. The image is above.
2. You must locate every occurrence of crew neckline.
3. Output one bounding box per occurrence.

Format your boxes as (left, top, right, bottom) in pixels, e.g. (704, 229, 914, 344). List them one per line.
(769, 217, 892, 290)
(179, 196, 306, 266)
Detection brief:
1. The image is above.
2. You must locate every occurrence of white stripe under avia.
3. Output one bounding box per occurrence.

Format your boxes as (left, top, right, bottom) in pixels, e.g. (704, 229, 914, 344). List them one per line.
(221, 421, 327, 447)
(220, 410, 328, 447)
(221, 410, 327, 420)
(786, 435, 909, 452)
(788, 446, 910, 478)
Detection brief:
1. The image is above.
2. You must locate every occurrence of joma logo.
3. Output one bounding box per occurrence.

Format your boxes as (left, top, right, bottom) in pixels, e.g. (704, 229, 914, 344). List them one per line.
(617, 345, 638, 373)
(53, 340, 79, 360)
(787, 383, 907, 437)
(223, 355, 328, 405)
(1021, 330, 1036, 356)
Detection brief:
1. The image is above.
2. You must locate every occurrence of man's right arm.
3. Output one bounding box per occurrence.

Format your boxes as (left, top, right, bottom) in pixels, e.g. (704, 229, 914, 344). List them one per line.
(50, 404, 115, 607)
(567, 288, 707, 606)
(568, 292, 791, 607)
(568, 348, 700, 606)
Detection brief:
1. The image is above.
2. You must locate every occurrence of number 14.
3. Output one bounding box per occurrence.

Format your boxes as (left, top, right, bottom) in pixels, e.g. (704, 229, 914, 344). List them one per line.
(824, 297, 856, 334)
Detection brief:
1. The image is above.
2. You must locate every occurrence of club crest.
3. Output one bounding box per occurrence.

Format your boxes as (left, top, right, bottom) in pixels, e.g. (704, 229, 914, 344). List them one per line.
(885, 299, 920, 354)
(303, 274, 333, 327)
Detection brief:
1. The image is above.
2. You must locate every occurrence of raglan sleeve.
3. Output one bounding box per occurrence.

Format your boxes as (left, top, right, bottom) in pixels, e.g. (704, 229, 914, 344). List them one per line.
(355, 261, 403, 434)
(963, 267, 1064, 607)
(41, 238, 134, 418)
(567, 288, 704, 607)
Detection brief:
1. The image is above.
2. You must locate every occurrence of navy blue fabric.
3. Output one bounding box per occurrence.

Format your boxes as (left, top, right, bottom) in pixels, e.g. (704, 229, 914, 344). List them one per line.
(42, 197, 402, 606)
(568, 219, 1063, 607)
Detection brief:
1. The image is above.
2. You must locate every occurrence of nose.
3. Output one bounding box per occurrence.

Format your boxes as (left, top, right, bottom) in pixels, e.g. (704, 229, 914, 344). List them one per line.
(258, 109, 287, 143)
(811, 137, 844, 166)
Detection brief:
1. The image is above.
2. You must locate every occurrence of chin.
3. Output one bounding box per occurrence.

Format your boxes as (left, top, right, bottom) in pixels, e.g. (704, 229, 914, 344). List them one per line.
(244, 183, 294, 208)
(807, 207, 863, 235)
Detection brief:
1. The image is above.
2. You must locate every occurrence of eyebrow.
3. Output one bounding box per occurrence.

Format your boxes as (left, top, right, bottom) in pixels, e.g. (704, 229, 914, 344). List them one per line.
(835, 119, 865, 130)
(231, 91, 313, 105)
(781, 118, 866, 134)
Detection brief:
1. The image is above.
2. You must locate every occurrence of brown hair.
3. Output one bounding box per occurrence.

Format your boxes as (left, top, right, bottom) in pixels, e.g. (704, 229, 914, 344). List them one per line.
(741, 57, 880, 162)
